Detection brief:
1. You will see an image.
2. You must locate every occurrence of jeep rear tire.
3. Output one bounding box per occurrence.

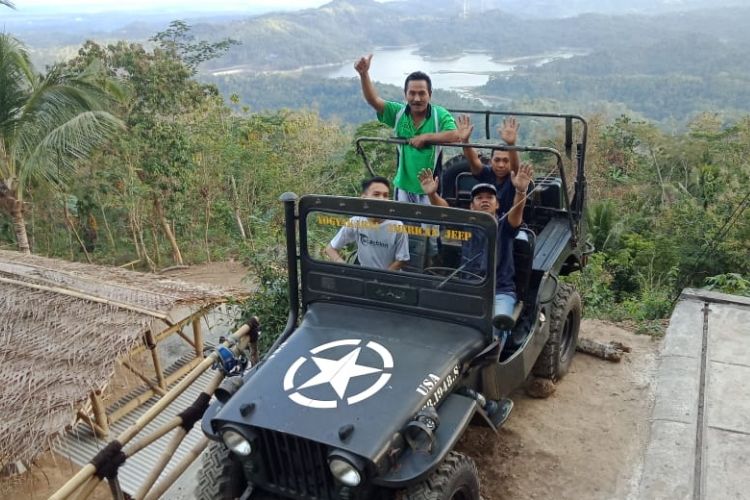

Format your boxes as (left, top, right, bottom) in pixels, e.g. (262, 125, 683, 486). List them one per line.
(194, 441, 247, 500)
(533, 283, 581, 381)
(402, 451, 480, 500)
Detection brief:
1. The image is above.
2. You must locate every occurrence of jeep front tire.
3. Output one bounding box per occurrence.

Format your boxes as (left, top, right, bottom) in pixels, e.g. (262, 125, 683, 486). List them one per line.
(194, 441, 247, 500)
(402, 451, 480, 500)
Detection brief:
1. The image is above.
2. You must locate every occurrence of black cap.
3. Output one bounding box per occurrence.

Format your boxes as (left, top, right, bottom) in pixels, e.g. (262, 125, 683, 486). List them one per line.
(470, 183, 497, 198)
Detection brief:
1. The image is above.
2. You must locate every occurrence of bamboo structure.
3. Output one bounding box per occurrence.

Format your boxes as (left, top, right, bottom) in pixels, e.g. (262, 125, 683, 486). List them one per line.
(50, 321, 256, 500)
(0, 249, 251, 471)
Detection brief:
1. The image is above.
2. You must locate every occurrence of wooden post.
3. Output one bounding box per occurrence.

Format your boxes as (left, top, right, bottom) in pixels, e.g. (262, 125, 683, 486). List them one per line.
(193, 317, 204, 359)
(145, 330, 167, 391)
(89, 390, 109, 438)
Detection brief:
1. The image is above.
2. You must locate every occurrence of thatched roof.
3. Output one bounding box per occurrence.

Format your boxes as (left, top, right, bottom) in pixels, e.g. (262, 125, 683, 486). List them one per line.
(0, 249, 250, 469)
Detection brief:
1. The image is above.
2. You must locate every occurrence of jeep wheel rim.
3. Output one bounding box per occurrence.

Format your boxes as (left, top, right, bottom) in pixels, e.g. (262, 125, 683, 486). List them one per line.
(560, 311, 575, 363)
(451, 486, 472, 500)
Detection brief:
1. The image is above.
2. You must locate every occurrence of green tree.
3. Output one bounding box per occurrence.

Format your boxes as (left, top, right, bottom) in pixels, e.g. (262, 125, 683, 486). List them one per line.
(0, 34, 122, 253)
(149, 20, 239, 74)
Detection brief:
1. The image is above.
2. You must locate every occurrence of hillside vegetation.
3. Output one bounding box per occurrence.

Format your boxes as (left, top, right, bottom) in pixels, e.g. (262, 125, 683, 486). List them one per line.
(9, 1, 750, 126)
(1, 14, 749, 334)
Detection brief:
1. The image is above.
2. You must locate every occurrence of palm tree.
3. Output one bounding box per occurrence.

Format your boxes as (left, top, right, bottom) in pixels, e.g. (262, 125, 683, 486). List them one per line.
(1, 1, 15, 9)
(0, 33, 123, 253)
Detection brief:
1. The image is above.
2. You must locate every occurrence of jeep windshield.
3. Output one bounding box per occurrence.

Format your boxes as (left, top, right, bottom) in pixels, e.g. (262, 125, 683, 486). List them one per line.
(301, 197, 494, 285)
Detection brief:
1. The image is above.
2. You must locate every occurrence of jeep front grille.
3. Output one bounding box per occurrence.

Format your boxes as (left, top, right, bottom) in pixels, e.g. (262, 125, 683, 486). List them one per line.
(256, 428, 336, 499)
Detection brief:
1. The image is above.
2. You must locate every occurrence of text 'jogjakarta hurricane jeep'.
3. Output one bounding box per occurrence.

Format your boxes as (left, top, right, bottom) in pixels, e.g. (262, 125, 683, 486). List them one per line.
(196, 111, 590, 499)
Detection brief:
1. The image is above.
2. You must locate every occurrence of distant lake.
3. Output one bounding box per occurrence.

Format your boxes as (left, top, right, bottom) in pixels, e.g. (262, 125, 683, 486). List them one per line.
(324, 46, 515, 91)
(210, 45, 582, 98)
(322, 46, 581, 92)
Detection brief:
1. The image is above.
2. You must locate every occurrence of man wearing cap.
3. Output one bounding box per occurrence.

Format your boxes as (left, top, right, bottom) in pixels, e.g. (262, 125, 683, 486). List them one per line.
(418, 164, 533, 329)
(419, 165, 532, 426)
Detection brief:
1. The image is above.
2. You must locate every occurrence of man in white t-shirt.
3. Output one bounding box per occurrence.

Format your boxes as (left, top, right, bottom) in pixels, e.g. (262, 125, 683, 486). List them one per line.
(325, 177, 410, 271)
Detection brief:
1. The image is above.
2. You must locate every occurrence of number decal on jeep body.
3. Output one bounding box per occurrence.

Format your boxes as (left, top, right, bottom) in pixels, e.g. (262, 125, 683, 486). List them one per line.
(416, 365, 460, 408)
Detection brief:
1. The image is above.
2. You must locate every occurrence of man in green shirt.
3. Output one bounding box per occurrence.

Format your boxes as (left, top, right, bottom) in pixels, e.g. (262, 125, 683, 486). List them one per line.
(355, 53, 461, 204)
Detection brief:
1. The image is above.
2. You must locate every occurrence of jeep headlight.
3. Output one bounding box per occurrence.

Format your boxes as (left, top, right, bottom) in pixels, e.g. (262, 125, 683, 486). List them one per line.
(222, 429, 252, 456)
(329, 458, 361, 486)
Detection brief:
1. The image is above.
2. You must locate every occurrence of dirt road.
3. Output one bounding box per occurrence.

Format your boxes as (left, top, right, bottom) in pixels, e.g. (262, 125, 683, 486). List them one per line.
(2, 263, 660, 500)
(459, 320, 659, 500)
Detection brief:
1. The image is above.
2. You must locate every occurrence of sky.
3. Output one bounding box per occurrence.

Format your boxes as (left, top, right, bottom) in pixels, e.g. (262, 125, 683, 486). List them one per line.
(6, 1, 349, 14)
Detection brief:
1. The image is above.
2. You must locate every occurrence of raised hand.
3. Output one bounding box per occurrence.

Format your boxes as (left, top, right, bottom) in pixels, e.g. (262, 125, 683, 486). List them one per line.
(457, 114, 474, 143)
(498, 116, 519, 145)
(354, 54, 373, 75)
(511, 162, 534, 193)
(418, 168, 439, 195)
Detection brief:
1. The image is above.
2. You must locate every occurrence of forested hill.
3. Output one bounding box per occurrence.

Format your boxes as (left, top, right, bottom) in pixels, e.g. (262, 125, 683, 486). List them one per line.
(198, 1, 750, 125)
(197, 1, 750, 72)
(1, 9, 748, 335)
(8, 0, 750, 125)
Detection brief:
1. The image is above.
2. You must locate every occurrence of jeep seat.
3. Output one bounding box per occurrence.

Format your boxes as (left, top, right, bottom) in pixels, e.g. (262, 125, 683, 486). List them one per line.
(454, 171, 479, 209)
(402, 234, 428, 273)
(492, 228, 535, 331)
(513, 227, 535, 304)
(534, 176, 564, 210)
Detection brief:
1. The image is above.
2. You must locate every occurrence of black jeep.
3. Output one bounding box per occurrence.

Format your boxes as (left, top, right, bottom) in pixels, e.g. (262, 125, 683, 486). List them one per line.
(195, 111, 589, 499)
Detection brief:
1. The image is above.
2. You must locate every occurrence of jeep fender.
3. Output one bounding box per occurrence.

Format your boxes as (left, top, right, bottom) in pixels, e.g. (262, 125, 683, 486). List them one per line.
(373, 392, 477, 488)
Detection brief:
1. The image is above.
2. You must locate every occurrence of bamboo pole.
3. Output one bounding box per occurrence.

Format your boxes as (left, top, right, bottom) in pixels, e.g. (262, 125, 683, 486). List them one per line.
(143, 437, 209, 500)
(117, 258, 141, 269)
(107, 388, 159, 425)
(174, 328, 196, 350)
(193, 317, 204, 358)
(145, 330, 166, 391)
(90, 391, 110, 438)
(0, 277, 170, 320)
(109, 355, 201, 424)
(124, 417, 181, 456)
(76, 410, 109, 438)
(126, 371, 222, 457)
(121, 361, 166, 397)
(66, 478, 88, 500)
(135, 426, 188, 499)
(71, 475, 100, 500)
(100, 204, 116, 249)
(163, 357, 204, 388)
(50, 324, 250, 500)
(156, 307, 212, 340)
(230, 175, 247, 240)
(123, 307, 208, 359)
(63, 202, 92, 264)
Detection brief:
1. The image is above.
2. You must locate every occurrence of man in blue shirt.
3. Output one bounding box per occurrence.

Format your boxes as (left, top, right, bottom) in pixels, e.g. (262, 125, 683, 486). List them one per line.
(456, 114, 521, 215)
(419, 165, 533, 426)
(420, 167, 533, 328)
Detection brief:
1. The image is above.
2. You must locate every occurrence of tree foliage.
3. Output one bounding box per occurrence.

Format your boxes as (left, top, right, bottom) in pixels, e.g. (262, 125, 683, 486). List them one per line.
(0, 33, 123, 253)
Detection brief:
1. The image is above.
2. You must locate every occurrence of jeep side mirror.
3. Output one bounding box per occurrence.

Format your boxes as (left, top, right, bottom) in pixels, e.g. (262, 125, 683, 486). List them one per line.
(539, 274, 559, 304)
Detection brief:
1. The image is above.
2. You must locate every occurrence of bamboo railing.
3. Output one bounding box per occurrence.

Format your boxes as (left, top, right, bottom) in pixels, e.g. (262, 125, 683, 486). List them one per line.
(50, 318, 259, 500)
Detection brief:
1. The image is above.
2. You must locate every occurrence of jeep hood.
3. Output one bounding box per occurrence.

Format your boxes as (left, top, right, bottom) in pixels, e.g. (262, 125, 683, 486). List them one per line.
(211, 302, 485, 461)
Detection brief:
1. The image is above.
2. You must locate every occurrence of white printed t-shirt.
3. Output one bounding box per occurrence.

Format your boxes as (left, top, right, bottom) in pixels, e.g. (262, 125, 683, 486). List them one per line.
(330, 216, 410, 270)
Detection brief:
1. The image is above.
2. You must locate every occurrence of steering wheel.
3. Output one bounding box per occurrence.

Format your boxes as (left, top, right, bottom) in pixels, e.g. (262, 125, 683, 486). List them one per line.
(423, 266, 484, 282)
